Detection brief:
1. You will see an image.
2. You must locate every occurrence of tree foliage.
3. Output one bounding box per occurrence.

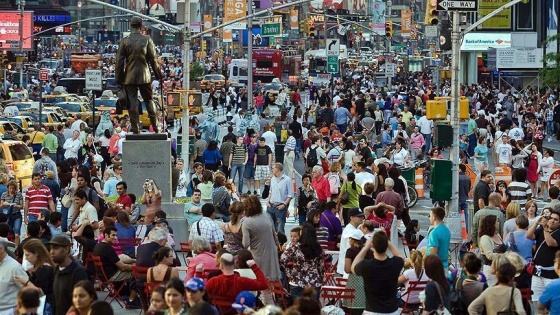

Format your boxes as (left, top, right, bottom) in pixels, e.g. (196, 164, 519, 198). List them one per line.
(190, 62, 205, 79)
(539, 34, 560, 88)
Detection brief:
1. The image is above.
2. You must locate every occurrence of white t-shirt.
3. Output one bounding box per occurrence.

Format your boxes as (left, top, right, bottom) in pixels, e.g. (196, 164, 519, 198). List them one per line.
(496, 143, 512, 164)
(354, 171, 376, 191)
(417, 116, 433, 135)
(262, 131, 277, 153)
(508, 128, 524, 141)
(401, 268, 430, 304)
(343, 150, 356, 167)
(337, 224, 358, 275)
(391, 149, 409, 166)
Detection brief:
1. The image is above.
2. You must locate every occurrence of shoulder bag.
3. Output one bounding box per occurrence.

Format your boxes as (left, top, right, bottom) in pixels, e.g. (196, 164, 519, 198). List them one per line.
(496, 287, 517, 315)
(432, 282, 451, 315)
(507, 232, 517, 252)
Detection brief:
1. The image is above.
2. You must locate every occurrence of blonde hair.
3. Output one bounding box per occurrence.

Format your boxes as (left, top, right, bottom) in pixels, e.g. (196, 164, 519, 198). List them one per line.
(410, 250, 424, 278)
(329, 162, 341, 173)
(490, 254, 510, 274)
(504, 251, 526, 274)
(505, 202, 521, 220)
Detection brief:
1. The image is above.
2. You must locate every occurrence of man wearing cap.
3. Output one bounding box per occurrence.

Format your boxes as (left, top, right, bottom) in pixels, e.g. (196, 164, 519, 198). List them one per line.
(49, 235, 88, 315)
(232, 291, 257, 313)
(206, 253, 268, 305)
(116, 17, 162, 133)
(337, 208, 365, 275)
(0, 239, 28, 315)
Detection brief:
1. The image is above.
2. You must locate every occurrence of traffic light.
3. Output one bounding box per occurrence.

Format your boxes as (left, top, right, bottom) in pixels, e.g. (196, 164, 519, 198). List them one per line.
(385, 21, 393, 37)
(308, 26, 315, 38)
(1, 53, 9, 69)
(425, 0, 439, 25)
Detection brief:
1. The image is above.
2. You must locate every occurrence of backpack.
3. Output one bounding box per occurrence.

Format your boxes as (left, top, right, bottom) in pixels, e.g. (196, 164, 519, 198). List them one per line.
(39, 160, 50, 178)
(449, 276, 468, 314)
(327, 173, 341, 195)
(307, 146, 319, 167)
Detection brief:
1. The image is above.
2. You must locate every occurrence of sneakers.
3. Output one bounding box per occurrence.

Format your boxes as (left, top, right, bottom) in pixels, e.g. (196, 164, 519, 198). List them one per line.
(257, 189, 261, 195)
(548, 136, 552, 142)
(125, 298, 142, 309)
(254, 190, 258, 195)
(246, 191, 251, 195)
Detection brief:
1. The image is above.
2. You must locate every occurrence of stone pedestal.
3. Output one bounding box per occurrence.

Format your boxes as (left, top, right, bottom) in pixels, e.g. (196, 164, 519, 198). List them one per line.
(122, 138, 172, 203)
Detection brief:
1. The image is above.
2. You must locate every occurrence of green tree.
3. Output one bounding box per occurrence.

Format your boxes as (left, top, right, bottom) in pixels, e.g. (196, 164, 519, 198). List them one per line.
(190, 62, 205, 79)
(539, 34, 560, 88)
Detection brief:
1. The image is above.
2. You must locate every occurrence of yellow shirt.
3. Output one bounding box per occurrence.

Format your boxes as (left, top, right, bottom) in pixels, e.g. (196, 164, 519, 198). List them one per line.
(402, 111, 414, 126)
(29, 131, 46, 144)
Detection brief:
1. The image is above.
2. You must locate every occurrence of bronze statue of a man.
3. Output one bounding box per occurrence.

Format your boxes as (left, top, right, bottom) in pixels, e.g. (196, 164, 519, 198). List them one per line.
(116, 16, 163, 133)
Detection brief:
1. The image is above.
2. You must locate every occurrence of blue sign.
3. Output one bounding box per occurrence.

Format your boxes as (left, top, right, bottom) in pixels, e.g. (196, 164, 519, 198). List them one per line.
(241, 27, 270, 47)
(33, 15, 72, 24)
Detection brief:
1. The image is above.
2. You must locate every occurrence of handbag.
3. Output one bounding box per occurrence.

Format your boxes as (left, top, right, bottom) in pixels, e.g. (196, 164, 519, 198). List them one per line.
(508, 232, 517, 252)
(496, 287, 517, 315)
(61, 191, 73, 208)
(92, 143, 104, 164)
(433, 282, 451, 315)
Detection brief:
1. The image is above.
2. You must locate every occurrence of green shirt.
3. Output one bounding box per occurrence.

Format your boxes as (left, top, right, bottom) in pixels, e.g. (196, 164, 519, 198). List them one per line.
(41, 133, 58, 152)
(467, 119, 477, 136)
(340, 181, 362, 208)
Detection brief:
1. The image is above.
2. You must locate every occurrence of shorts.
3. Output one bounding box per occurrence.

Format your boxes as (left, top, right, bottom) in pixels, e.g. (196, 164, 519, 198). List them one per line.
(531, 275, 555, 301)
(110, 270, 132, 282)
(243, 164, 255, 179)
(255, 165, 271, 180)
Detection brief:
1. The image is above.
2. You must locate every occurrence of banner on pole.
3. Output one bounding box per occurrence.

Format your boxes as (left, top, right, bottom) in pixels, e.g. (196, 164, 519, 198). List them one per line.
(290, 9, 298, 30)
(223, 0, 247, 29)
(401, 9, 412, 37)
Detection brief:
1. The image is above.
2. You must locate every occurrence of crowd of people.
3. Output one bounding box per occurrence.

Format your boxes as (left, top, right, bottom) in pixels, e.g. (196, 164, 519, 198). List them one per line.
(2, 63, 560, 315)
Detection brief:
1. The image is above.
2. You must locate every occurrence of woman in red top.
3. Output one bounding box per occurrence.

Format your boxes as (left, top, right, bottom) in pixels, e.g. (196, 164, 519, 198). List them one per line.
(363, 203, 395, 237)
(254, 92, 264, 116)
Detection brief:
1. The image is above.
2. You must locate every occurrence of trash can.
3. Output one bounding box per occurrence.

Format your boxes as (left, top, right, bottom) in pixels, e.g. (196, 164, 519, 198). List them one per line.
(401, 167, 416, 184)
(275, 144, 285, 164)
(434, 124, 453, 148)
(430, 159, 452, 201)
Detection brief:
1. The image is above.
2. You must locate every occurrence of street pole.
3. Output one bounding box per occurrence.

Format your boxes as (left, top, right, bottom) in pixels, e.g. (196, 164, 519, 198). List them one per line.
(181, 0, 190, 166)
(247, 0, 253, 111)
(449, 10, 461, 214)
(77, 1, 82, 51)
(18, 0, 25, 89)
(386, 0, 392, 88)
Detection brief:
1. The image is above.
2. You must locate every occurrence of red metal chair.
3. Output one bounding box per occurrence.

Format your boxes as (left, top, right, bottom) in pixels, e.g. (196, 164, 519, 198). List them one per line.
(269, 279, 289, 308)
(320, 286, 355, 309)
(132, 265, 150, 313)
(400, 280, 429, 314)
(91, 255, 127, 308)
(117, 238, 142, 256)
(179, 242, 192, 266)
(319, 240, 337, 251)
(334, 277, 347, 287)
(323, 258, 338, 286)
(400, 237, 419, 258)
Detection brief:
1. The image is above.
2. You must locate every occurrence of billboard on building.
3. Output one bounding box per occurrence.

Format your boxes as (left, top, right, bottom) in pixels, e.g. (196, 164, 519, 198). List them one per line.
(478, 0, 511, 29)
(0, 11, 34, 50)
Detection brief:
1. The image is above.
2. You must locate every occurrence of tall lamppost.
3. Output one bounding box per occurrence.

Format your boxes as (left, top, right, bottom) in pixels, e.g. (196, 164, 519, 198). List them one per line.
(18, 0, 25, 88)
(77, 1, 82, 51)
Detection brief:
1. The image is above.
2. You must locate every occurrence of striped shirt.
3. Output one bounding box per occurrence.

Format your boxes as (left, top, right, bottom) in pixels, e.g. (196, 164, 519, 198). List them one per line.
(284, 136, 296, 152)
(508, 181, 532, 209)
(231, 144, 247, 165)
(26, 185, 53, 217)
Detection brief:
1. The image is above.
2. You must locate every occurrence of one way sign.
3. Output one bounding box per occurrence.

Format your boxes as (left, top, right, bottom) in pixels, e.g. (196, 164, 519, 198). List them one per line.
(326, 39, 340, 57)
(437, 0, 478, 11)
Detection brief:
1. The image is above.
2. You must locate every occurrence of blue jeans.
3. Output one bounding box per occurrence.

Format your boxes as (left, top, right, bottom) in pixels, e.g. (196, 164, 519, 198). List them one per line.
(468, 134, 477, 157)
(8, 213, 22, 235)
(298, 214, 306, 225)
(296, 138, 303, 155)
(422, 133, 432, 154)
(290, 285, 320, 301)
(230, 164, 245, 193)
(459, 201, 469, 232)
(61, 204, 69, 232)
(547, 121, 554, 136)
(28, 215, 38, 223)
(337, 123, 348, 134)
(267, 205, 287, 235)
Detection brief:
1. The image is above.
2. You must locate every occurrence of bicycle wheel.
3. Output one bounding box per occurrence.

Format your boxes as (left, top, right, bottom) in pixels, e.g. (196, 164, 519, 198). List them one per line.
(407, 186, 418, 208)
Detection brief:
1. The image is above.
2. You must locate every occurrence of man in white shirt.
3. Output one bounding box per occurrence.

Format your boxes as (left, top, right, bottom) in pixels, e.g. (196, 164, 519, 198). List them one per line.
(267, 163, 293, 234)
(71, 114, 85, 132)
(231, 109, 244, 134)
(496, 135, 512, 166)
(416, 112, 434, 154)
(337, 209, 365, 275)
(508, 121, 524, 141)
(72, 190, 99, 235)
(63, 130, 82, 160)
(354, 161, 376, 189)
(262, 125, 277, 157)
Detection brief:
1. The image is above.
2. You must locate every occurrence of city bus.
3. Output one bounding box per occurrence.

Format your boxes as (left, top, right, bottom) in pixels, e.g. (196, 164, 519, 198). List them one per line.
(252, 49, 283, 84)
(227, 59, 249, 88)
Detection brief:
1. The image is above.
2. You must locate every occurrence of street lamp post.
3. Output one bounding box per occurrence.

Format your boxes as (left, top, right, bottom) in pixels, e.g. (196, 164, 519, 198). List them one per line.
(77, 1, 82, 51)
(18, 0, 25, 88)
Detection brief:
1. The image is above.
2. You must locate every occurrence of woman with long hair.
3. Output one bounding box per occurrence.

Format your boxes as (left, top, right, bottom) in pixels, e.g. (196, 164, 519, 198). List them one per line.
(467, 263, 525, 315)
(421, 255, 450, 314)
(280, 224, 325, 300)
(67, 280, 98, 315)
(212, 173, 232, 222)
(202, 140, 222, 172)
(479, 214, 505, 286)
(221, 201, 244, 253)
(342, 140, 356, 174)
(142, 179, 162, 224)
(495, 180, 511, 210)
(339, 172, 362, 225)
(540, 149, 555, 200)
(525, 143, 541, 198)
(307, 208, 330, 243)
(398, 250, 429, 307)
(525, 200, 539, 225)
(375, 163, 388, 196)
(147, 247, 180, 284)
(98, 129, 112, 173)
(474, 137, 489, 173)
(1, 179, 23, 245)
(388, 167, 410, 226)
(14, 239, 55, 311)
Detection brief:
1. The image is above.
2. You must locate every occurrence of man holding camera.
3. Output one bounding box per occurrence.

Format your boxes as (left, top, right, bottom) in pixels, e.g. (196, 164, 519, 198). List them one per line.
(526, 208, 560, 305)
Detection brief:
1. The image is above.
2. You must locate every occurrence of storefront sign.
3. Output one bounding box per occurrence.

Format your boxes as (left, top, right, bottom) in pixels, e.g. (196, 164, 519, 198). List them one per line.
(460, 33, 511, 51)
(478, 0, 511, 29)
(0, 11, 33, 50)
(496, 47, 543, 69)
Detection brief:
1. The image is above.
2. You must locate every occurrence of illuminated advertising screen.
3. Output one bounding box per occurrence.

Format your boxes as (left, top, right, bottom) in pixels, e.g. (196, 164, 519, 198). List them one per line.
(0, 11, 34, 50)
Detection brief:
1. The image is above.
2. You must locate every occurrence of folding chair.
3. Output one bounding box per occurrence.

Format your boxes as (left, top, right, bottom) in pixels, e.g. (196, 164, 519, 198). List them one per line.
(91, 255, 127, 308)
(400, 237, 418, 258)
(400, 280, 428, 314)
(333, 277, 347, 287)
(323, 259, 338, 286)
(131, 265, 150, 313)
(117, 238, 142, 257)
(179, 242, 192, 266)
(268, 279, 289, 308)
(210, 295, 235, 315)
(320, 286, 355, 310)
(319, 240, 337, 251)
(144, 282, 162, 310)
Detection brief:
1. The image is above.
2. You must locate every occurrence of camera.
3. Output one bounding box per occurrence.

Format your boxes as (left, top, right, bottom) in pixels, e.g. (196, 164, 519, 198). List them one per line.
(544, 215, 551, 220)
(146, 179, 150, 183)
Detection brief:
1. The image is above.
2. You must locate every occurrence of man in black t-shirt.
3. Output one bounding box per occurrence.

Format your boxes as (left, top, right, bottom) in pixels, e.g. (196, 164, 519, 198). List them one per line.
(352, 231, 404, 314)
(358, 139, 372, 161)
(254, 137, 273, 194)
(526, 210, 560, 303)
(473, 170, 492, 213)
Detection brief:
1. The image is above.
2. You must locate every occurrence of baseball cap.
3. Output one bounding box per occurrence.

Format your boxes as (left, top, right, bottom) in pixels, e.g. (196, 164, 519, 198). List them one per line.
(46, 235, 71, 247)
(349, 229, 364, 241)
(232, 291, 256, 311)
(348, 208, 365, 217)
(185, 277, 205, 291)
(115, 127, 122, 133)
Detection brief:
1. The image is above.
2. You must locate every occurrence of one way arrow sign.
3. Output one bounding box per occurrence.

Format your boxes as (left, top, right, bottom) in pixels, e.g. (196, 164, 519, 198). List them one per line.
(326, 38, 340, 56)
(437, 0, 478, 11)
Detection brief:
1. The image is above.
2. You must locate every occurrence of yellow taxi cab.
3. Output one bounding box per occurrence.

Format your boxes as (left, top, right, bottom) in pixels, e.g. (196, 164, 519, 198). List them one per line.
(41, 94, 83, 105)
(0, 139, 34, 187)
(3, 116, 36, 132)
(53, 102, 94, 126)
(200, 74, 226, 92)
(0, 121, 27, 140)
(21, 112, 64, 129)
(95, 95, 170, 128)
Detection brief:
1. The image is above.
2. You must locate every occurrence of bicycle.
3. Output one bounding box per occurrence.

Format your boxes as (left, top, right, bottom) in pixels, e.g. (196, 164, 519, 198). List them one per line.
(398, 159, 429, 209)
